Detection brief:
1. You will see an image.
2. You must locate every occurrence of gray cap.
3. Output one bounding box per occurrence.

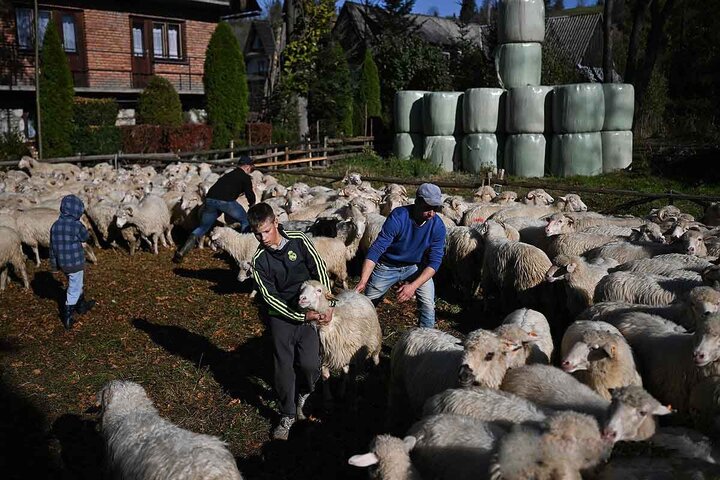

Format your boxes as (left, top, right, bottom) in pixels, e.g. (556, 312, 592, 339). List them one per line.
(416, 183, 443, 207)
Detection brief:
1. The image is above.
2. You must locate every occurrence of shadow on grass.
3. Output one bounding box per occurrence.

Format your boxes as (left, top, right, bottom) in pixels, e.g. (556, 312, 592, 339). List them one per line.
(31, 270, 64, 303)
(51, 414, 104, 480)
(132, 318, 277, 421)
(172, 267, 255, 295)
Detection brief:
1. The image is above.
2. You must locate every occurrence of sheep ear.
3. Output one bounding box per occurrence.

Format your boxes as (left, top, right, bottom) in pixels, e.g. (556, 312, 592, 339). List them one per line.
(566, 262, 577, 273)
(527, 192, 535, 199)
(602, 343, 617, 358)
(348, 453, 379, 467)
(654, 404, 673, 415)
(403, 435, 417, 451)
(324, 291, 337, 302)
(567, 216, 574, 224)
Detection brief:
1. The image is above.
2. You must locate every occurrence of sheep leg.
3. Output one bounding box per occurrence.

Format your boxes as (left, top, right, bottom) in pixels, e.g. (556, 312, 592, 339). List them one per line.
(12, 258, 29, 289)
(164, 228, 175, 247)
(0, 267, 7, 290)
(140, 234, 152, 249)
(159, 231, 169, 249)
(33, 246, 40, 267)
(321, 366, 334, 410)
(152, 234, 159, 255)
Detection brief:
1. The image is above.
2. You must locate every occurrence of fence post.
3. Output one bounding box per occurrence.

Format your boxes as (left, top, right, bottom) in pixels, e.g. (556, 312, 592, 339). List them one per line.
(323, 136, 328, 167)
(230, 140, 234, 162)
(272, 147, 278, 171)
(284, 146, 289, 170)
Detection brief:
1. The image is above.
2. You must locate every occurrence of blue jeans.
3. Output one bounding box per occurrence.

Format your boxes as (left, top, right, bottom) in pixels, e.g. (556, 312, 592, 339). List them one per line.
(65, 270, 84, 305)
(364, 263, 436, 328)
(191, 198, 249, 237)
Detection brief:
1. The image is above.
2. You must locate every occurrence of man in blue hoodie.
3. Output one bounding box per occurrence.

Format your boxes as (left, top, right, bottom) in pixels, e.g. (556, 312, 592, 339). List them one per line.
(355, 183, 446, 328)
(50, 195, 96, 330)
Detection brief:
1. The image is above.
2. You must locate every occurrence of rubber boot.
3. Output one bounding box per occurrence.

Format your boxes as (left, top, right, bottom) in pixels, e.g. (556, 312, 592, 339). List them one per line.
(172, 234, 197, 264)
(75, 294, 96, 315)
(63, 304, 75, 330)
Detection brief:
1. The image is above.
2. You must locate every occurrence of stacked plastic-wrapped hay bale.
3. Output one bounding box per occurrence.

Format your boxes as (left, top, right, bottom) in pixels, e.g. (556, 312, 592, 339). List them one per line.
(602, 84, 634, 172)
(393, 91, 427, 160)
(551, 84, 605, 176)
(496, 0, 548, 178)
(462, 88, 504, 173)
(422, 92, 463, 172)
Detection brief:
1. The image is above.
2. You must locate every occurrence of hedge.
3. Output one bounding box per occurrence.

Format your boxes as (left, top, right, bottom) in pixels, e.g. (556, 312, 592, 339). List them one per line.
(73, 97, 118, 126)
(137, 76, 183, 127)
(246, 122, 272, 145)
(120, 124, 213, 153)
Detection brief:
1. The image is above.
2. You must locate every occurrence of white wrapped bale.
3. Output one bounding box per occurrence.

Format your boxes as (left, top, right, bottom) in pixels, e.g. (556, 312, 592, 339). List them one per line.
(495, 43, 542, 89)
(505, 134, 546, 178)
(462, 133, 499, 173)
(395, 90, 427, 133)
(602, 131, 633, 173)
(394, 133, 424, 160)
(424, 135, 459, 172)
(553, 84, 605, 133)
(603, 84, 635, 131)
(506, 86, 553, 134)
(551, 133, 603, 177)
(498, 0, 546, 43)
(463, 88, 505, 133)
(423, 92, 463, 136)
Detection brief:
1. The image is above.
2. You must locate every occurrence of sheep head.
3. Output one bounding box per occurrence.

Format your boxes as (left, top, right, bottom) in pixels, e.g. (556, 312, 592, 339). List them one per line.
(557, 194, 587, 212)
(115, 205, 134, 228)
(560, 330, 619, 373)
(348, 435, 417, 478)
(687, 287, 720, 322)
(237, 260, 253, 282)
(680, 229, 707, 256)
(298, 280, 333, 315)
(602, 386, 671, 443)
(342, 172, 362, 186)
(97, 380, 155, 417)
(630, 223, 666, 243)
(474, 186, 497, 203)
(523, 189, 554, 206)
(458, 330, 508, 389)
(493, 191, 517, 204)
(545, 255, 579, 283)
(545, 213, 573, 236)
(693, 313, 720, 366)
(545, 411, 611, 470)
(494, 325, 538, 369)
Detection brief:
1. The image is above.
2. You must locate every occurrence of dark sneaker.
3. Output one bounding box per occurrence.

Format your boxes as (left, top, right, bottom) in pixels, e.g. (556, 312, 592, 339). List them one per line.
(296, 393, 311, 420)
(272, 415, 295, 441)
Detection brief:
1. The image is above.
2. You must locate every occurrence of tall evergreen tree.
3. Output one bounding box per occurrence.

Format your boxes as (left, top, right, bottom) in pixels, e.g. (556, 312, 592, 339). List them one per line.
(553, 0, 565, 11)
(460, 0, 478, 23)
(39, 21, 74, 158)
(353, 48, 381, 136)
(137, 76, 183, 126)
(308, 41, 353, 137)
(203, 22, 248, 148)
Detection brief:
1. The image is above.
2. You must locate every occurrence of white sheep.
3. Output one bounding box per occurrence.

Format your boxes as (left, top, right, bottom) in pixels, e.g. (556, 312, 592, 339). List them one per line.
(489, 193, 588, 222)
(115, 194, 172, 254)
(522, 188, 555, 206)
(18, 156, 81, 179)
(440, 225, 484, 299)
(348, 435, 421, 480)
(98, 380, 243, 480)
(585, 229, 707, 263)
(594, 271, 703, 306)
(500, 308, 553, 364)
(14, 207, 58, 266)
(0, 226, 29, 291)
(545, 255, 618, 316)
(297, 280, 382, 407)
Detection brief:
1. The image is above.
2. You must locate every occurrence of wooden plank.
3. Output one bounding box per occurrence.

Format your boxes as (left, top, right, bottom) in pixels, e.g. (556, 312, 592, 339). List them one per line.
(253, 157, 328, 168)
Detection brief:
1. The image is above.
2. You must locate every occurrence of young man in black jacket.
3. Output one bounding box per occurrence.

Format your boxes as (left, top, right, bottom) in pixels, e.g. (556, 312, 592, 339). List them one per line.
(172, 155, 256, 263)
(248, 202, 332, 440)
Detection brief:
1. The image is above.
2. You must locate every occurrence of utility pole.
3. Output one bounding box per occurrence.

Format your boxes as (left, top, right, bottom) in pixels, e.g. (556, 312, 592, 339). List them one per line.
(34, 0, 42, 158)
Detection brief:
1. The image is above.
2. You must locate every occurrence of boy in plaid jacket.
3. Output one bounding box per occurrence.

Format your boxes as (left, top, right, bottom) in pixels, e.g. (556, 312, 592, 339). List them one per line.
(50, 195, 95, 330)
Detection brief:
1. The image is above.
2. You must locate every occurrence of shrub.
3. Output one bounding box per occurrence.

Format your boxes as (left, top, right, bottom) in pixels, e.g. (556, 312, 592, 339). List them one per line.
(120, 125, 165, 153)
(308, 41, 354, 138)
(39, 21, 74, 158)
(73, 97, 118, 126)
(204, 22, 249, 148)
(0, 129, 30, 161)
(246, 122, 272, 145)
(71, 125, 122, 155)
(166, 125, 213, 152)
(137, 76, 183, 126)
(354, 48, 382, 136)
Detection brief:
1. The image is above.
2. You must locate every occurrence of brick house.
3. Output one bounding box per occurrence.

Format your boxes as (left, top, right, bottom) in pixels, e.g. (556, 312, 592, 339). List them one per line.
(0, 0, 260, 136)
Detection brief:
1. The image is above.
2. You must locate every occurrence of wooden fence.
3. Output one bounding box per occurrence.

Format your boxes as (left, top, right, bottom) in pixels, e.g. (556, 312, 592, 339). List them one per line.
(0, 136, 375, 169)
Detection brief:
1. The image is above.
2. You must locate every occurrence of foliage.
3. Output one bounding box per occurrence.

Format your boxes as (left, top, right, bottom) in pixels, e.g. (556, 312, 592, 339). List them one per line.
(325, 151, 442, 178)
(120, 125, 212, 153)
(166, 125, 213, 152)
(308, 41, 354, 138)
(374, 33, 451, 122)
(635, 67, 668, 138)
(120, 125, 165, 153)
(282, 0, 336, 94)
(137, 76, 183, 127)
(73, 98, 118, 127)
(70, 126, 121, 155)
(39, 21, 74, 158)
(460, 0, 478, 22)
(267, 79, 299, 143)
(204, 22, 248, 149)
(449, 22, 497, 91)
(541, 42, 585, 85)
(246, 122, 273, 145)
(353, 48, 382, 136)
(0, 129, 30, 161)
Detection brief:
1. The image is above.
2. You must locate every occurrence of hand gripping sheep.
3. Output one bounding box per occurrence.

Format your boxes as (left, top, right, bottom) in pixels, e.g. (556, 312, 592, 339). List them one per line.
(97, 380, 243, 480)
(298, 280, 382, 409)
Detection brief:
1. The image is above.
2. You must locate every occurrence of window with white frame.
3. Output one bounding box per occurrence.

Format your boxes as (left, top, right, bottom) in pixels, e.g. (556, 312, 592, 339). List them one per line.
(152, 21, 183, 60)
(15, 8, 77, 52)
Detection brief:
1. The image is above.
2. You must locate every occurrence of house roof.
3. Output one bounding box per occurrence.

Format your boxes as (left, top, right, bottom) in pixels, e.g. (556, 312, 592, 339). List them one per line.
(545, 13, 602, 65)
(229, 20, 276, 57)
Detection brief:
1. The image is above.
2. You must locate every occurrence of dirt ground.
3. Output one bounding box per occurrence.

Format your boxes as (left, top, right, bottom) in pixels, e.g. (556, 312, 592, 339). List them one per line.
(0, 246, 486, 480)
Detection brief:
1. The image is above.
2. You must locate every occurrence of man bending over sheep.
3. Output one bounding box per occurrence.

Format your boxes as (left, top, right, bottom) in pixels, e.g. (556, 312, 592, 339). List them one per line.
(248, 202, 332, 440)
(173, 155, 256, 263)
(356, 183, 446, 328)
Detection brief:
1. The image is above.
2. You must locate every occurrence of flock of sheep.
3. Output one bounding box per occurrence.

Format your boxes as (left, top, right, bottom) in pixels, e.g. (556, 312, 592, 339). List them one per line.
(4, 155, 720, 479)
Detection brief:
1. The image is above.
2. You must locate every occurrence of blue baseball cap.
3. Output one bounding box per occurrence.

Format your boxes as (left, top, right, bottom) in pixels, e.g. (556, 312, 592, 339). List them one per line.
(416, 183, 443, 207)
(237, 155, 253, 166)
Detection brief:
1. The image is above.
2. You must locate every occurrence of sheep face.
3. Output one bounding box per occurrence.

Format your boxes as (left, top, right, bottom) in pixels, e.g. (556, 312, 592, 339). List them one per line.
(681, 230, 707, 256)
(494, 325, 537, 369)
(348, 435, 417, 476)
(97, 380, 154, 417)
(523, 189, 554, 206)
(545, 256, 577, 283)
(559, 194, 588, 212)
(474, 186, 497, 203)
(298, 281, 326, 312)
(602, 386, 671, 443)
(688, 287, 720, 321)
(561, 331, 616, 373)
(545, 214, 573, 236)
(692, 314, 720, 366)
(115, 207, 133, 228)
(459, 330, 507, 389)
(493, 191, 517, 204)
(237, 261, 253, 282)
(630, 223, 666, 243)
(342, 172, 362, 186)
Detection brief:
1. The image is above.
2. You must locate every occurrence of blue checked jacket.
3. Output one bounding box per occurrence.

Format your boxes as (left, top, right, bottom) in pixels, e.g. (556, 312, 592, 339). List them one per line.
(50, 195, 89, 273)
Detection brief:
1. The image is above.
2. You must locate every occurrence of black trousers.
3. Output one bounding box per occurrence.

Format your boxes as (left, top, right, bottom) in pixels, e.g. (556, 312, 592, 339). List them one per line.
(268, 315, 321, 417)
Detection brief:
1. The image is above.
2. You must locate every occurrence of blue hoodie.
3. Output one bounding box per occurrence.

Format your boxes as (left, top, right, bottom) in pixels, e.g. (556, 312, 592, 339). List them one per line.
(50, 195, 90, 273)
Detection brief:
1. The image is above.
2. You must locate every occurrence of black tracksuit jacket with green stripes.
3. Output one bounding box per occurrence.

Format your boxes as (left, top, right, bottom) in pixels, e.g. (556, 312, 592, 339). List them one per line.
(252, 229, 331, 322)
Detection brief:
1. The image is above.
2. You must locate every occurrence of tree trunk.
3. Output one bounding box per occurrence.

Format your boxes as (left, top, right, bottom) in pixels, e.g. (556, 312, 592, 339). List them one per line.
(634, 0, 677, 119)
(297, 94, 309, 140)
(603, 0, 615, 82)
(624, 0, 651, 83)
